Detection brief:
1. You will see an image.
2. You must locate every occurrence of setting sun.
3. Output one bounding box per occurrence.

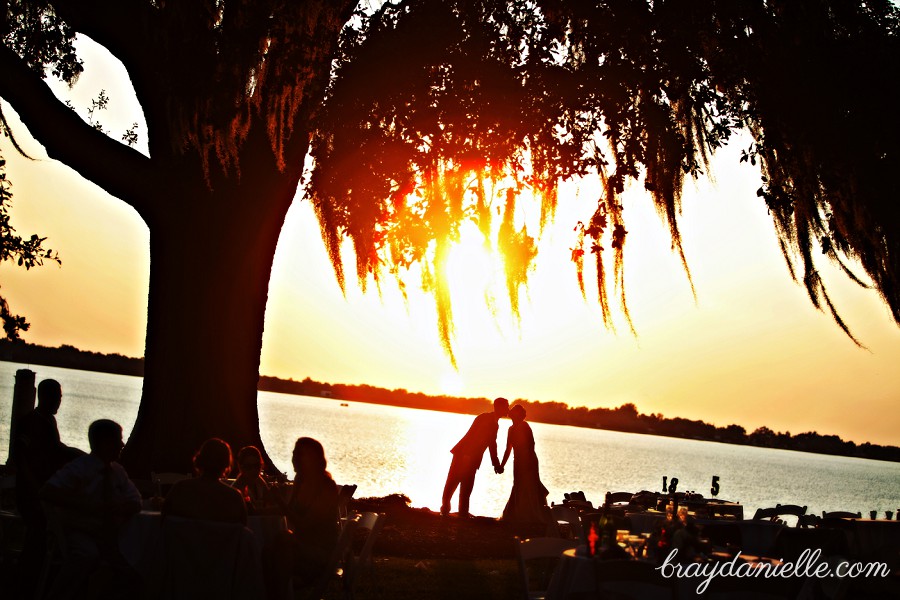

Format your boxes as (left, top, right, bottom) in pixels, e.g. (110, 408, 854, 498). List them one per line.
(445, 224, 499, 300)
(439, 370, 465, 396)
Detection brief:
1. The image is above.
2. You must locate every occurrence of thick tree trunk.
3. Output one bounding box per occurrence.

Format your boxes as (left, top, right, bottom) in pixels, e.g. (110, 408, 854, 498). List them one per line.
(120, 156, 299, 477)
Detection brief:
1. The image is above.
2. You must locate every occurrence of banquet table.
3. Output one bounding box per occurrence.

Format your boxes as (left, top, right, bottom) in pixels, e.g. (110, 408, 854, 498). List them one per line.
(825, 518, 900, 560)
(545, 547, 596, 600)
(119, 511, 288, 599)
(626, 510, 667, 534)
(545, 547, 785, 600)
(120, 511, 287, 567)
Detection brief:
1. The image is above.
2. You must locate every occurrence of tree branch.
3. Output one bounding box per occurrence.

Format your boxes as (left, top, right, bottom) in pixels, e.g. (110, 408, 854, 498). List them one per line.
(47, 0, 156, 79)
(0, 44, 155, 215)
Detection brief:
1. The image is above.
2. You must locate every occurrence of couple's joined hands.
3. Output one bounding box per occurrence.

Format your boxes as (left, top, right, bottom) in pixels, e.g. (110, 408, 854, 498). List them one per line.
(494, 464, 505, 475)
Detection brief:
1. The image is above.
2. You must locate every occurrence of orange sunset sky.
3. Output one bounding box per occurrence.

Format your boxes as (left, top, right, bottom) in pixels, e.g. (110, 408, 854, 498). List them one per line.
(1, 38, 899, 447)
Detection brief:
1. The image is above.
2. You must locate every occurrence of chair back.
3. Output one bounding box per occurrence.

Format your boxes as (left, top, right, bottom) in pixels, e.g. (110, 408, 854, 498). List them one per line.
(604, 491, 633, 508)
(564, 491, 587, 503)
(34, 502, 69, 600)
(752, 504, 807, 526)
(307, 514, 360, 600)
(354, 512, 385, 569)
(772, 527, 849, 563)
(699, 521, 741, 549)
(151, 472, 191, 497)
(737, 519, 784, 556)
(582, 512, 632, 535)
(550, 505, 586, 543)
(822, 510, 862, 519)
(516, 537, 577, 600)
(705, 502, 744, 520)
(344, 512, 385, 595)
(337, 484, 357, 526)
(562, 491, 594, 511)
(160, 516, 263, 600)
(0, 474, 16, 510)
(797, 514, 821, 528)
(594, 559, 676, 600)
(0, 508, 25, 563)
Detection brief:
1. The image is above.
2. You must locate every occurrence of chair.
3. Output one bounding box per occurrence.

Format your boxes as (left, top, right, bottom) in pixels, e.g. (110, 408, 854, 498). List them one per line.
(564, 491, 588, 503)
(0, 474, 16, 510)
(303, 514, 360, 600)
(580, 512, 632, 538)
(516, 536, 578, 600)
(699, 521, 741, 550)
(737, 520, 784, 556)
(34, 502, 69, 600)
(603, 491, 633, 514)
(130, 478, 156, 500)
(160, 516, 264, 600)
(752, 504, 807, 525)
(0, 508, 25, 565)
(706, 502, 744, 520)
(822, 511, 862, 519)
(562, 491, 594, 511)
(772, 527, 849, 563)
(150, 472, 190, 497)
(551, 504, 586, 544)
(337, 484, 357, 529)
(342, 511, 385, 599)
(797, 514, 821, 528)
(594, 559, 676, 600)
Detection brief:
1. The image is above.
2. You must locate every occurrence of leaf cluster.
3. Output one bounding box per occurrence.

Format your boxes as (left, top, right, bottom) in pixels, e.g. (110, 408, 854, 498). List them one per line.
(0, 148, 61, 340)
(307, 0, 748, 348)
(309, 0, 900, 355)
(1, 0, 82, 82)
(4, 0, 900, 358)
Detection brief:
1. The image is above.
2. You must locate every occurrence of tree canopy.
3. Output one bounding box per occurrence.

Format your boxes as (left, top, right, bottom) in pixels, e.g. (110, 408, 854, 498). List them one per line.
(308, 0, 900, 355)
(1, 0, 899, 473)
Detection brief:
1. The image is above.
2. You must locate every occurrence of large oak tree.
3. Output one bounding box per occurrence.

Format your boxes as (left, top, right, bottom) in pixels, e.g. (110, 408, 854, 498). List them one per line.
(1, 0, 897, 475)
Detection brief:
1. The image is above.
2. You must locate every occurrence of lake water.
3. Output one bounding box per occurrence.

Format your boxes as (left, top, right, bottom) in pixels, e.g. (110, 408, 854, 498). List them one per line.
(2, 361, 898, 519)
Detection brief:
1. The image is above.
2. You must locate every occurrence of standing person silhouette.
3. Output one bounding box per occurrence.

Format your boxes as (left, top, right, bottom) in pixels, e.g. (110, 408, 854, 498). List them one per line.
(441, 397, 509, 518)
(499, 404, 550, 528)
(13, 378, 83, 598)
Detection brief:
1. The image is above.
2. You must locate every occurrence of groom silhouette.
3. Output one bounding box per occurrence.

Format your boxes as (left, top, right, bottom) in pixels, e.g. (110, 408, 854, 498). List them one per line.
(441, 397, 509, 517)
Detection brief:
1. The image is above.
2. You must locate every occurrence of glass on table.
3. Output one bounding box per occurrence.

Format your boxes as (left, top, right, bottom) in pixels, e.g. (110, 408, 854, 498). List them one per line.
(623, 534, 647, 559)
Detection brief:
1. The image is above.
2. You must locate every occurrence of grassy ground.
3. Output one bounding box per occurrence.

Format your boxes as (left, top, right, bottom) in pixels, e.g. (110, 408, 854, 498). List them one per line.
(319, 497, 532, 600)
(332, 557, 521, 600)
(2, 495, 532, 600)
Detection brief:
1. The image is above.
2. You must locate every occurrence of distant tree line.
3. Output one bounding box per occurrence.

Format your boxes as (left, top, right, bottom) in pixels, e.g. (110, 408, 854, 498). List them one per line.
(3, 340, 898, 463)
(0, 340, 143, 376)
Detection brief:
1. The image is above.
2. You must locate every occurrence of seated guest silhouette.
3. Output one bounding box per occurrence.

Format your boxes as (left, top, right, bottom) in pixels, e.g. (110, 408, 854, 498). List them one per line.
(40, 419, 142, 600)
(671, 505, 701, 561)
(163, 438, 247, 524)
(265, 437, 340, 599)
(161, 440, 263, 599)
(231, 445, 270, 510)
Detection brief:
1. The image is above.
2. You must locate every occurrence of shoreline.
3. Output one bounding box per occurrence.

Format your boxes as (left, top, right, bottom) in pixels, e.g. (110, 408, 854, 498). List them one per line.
(2, 344, 899, 464)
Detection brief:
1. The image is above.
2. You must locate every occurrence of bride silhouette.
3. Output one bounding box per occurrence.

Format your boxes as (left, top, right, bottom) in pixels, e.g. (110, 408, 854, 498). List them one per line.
(499, 404, 551, 527)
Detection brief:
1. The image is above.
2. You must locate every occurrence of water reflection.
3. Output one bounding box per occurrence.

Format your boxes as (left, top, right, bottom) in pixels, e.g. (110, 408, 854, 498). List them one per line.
(2, 362, 899, 518)
(259, 394, 513, 515)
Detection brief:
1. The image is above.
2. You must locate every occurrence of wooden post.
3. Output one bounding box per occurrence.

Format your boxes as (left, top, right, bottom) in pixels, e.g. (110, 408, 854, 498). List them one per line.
(7, 368, 36, 467)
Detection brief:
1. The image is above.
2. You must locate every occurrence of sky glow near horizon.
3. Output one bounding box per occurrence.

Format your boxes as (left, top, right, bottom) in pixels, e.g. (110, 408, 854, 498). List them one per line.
(1, 37, 899, 447)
